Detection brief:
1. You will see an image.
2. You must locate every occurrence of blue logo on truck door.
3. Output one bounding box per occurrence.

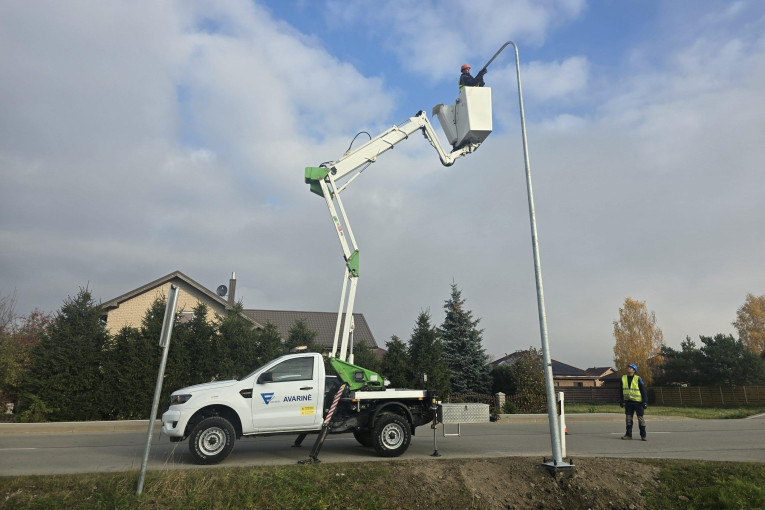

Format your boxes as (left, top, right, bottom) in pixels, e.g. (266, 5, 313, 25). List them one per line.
(261, 393, 274, 404)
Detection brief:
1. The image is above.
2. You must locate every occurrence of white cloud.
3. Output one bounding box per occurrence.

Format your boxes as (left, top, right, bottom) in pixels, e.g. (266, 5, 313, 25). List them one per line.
(324, 0, 586, 81)
(520, 56, 590, 101)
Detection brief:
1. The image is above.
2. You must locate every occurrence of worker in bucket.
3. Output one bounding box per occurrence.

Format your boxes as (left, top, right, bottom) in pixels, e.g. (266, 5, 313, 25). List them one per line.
(458, 64, 486, 91)
(619, 363, 648, 441)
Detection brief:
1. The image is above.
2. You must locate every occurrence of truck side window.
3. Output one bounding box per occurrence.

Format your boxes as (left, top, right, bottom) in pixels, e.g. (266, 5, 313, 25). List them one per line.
(270, 357, 314, 382)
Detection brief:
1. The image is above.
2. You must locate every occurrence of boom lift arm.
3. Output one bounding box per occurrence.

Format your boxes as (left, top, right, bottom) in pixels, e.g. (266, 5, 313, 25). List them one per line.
(305, 94, 491, 390)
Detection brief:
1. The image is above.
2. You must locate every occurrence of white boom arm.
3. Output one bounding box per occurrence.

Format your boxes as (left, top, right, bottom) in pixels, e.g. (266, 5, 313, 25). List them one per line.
(305, 97, 491, 363)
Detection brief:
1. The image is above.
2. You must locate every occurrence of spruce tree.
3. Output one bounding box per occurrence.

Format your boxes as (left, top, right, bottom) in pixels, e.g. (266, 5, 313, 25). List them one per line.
(381, 335, 411, 388)
(22, 288, 110, 421)
(408, 310, 450, 395)
(440, 283, 491, 394)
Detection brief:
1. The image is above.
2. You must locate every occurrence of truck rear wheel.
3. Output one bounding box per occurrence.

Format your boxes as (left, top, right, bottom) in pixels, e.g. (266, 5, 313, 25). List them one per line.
(188, 416, 235, 465)
(372, 413, 411, 457)
(353, 428, 373, 447)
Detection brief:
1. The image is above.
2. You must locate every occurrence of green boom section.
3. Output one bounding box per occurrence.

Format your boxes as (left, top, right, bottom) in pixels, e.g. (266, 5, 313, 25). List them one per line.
(346, 250, 359, 277)
(305, 166, 329, 197)
(329, 357, 385, 391)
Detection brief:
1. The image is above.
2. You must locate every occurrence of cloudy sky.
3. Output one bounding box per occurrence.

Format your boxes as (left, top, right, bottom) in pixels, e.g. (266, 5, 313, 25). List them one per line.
(2, 1, 764, 370)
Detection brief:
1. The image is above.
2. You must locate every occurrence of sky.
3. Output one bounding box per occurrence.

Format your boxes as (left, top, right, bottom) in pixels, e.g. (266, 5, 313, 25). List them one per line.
(1, 0, 764, 370)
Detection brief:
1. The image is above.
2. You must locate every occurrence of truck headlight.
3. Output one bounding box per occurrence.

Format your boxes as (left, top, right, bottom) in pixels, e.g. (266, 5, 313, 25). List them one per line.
(169, 394, 192, 406)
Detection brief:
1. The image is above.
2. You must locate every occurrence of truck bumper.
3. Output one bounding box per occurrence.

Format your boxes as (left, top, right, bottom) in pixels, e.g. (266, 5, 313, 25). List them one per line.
(161, 409, 185, 437)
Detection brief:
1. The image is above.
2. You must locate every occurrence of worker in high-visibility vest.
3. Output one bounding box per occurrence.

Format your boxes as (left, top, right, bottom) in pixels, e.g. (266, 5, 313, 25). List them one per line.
(619, 363, 648, 441)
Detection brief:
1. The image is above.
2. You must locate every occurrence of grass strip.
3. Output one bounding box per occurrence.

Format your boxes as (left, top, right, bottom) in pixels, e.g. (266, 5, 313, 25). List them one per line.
(565, 403, 765, 419)
(641, 459, 765, 509)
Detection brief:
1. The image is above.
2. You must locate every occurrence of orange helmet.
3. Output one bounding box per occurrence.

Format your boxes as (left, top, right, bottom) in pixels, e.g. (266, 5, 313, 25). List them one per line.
(461, 64, 471, 71)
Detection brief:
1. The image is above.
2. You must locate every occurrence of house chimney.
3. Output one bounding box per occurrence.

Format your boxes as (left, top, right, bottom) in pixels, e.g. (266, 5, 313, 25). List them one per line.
(228, 272, 236, 306)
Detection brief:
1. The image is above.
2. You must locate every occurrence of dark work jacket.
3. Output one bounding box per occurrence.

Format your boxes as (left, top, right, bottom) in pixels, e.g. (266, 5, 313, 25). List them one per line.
(459, 71, 485, 90)
(619, 375, 647, 404)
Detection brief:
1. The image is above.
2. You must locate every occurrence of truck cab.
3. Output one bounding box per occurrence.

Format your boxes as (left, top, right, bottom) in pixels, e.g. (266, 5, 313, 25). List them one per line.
(162, 352, 330, 463)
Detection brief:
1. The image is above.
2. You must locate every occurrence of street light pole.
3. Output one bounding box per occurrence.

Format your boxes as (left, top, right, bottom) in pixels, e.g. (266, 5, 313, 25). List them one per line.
(503, 41, 572, 471)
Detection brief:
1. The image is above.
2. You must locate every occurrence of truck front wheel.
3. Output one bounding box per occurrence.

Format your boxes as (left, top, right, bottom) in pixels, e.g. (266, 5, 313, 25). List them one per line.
(188, 416, 235, 465)
(372, 413, 411, 457)
(353, 429, 373, 447)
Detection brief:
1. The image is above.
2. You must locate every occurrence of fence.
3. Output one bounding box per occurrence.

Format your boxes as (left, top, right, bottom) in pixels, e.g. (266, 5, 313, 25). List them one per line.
(652, 386, 765, 406)
(556, 387, 621, 404)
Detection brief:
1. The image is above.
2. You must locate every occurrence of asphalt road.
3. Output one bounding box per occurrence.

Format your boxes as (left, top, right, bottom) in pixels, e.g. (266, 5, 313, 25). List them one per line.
(1, 414, 763, 476)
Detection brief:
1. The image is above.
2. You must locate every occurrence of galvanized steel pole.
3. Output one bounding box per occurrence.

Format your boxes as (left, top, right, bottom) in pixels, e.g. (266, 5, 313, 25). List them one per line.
(137, 284, 180, 495)
(506, 42, 570, 470)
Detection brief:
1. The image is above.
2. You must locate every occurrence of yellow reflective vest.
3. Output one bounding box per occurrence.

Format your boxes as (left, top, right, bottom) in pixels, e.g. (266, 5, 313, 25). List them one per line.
(622, 375, 642, 402)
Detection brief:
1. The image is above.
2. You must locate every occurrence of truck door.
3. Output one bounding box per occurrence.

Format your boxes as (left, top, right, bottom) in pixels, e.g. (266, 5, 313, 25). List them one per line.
(253, 356, 321, 431)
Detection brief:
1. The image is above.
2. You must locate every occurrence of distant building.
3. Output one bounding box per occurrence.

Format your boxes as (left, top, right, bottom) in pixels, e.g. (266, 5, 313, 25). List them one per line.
(100, 270, 380, 353)
(491, 351, 616, 388)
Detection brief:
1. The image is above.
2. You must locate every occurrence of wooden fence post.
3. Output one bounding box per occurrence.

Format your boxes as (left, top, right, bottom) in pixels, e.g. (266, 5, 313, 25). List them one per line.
(719, 386, 725, 405)
(743, 386, 748, 404)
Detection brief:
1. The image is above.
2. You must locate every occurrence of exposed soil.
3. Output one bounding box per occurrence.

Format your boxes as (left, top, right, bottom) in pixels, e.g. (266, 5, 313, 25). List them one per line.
(372, 456, 659, 509)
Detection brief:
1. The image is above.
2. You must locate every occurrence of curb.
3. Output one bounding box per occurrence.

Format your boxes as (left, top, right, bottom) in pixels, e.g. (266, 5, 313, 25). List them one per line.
(498, 413, 693, 423)
(0, 413, 696, 434)
(0, 420, 161, 435)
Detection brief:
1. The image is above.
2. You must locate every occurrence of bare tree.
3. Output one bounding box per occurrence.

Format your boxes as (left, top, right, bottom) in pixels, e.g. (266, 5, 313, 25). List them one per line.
(0, 291, 17, 334)
(732, 293, 765, 355)
(613, 297, 664, 385)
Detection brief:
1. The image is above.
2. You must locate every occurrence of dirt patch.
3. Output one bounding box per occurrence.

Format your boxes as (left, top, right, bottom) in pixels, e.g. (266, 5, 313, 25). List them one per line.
(373, 457, 659, 509)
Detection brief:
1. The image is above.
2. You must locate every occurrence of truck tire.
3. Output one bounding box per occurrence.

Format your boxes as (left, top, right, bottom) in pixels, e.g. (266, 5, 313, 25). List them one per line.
(188, 416, 235, 465)
(372, 413, 411, 457)
(353, 428, 373, 447)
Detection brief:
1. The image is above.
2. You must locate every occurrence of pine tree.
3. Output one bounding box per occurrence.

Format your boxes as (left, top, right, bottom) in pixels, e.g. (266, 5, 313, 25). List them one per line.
(440, 283, 491, 394)
(408, 310, 450, 395)
(22, 288, 110, 421)
(381, 335, 411, 388)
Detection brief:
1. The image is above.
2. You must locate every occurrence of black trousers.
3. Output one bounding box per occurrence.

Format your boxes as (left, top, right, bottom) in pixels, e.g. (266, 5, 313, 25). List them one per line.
(624, 401, 646, 438)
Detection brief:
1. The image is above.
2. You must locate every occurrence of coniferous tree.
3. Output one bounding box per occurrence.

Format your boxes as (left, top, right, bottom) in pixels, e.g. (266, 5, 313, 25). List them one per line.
(255, 323, 285, 366)
(102, 325, 157, 419)
(176, 302, 217, 384)
(440, 283, 491, 394)
(215, 302, 261, 379)
(381, 335, 411, 388)
(21, 288, 110, 421)
(286, 319, 321, 353)
(351, 340, 381, 373)
(408, 310, 450, 395)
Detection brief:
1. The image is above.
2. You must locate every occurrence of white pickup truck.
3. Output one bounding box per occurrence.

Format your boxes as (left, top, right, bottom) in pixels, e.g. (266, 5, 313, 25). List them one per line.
(162, 351, 439, 464)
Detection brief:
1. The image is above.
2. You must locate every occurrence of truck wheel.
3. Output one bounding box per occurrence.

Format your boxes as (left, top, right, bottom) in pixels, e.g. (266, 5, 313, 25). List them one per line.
(353, 429, 373, 447)
(188, 416, 235, 465)
(372, 413, 411, 457)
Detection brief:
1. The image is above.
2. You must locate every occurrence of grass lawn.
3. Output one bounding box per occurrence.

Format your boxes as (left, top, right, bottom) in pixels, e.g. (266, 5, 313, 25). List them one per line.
(565, 403, 765, 419)
(1, 457, 763, 510)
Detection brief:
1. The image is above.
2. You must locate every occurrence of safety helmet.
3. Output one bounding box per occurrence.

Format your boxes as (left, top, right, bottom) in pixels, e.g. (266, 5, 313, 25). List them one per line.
(461, 64, 471, 71)
(628, 364, 638, 372)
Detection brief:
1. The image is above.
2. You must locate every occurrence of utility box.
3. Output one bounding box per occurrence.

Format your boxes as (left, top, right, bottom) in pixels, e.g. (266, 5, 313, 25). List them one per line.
(434, 87, 492, 148)
(438, 403, 490, 424)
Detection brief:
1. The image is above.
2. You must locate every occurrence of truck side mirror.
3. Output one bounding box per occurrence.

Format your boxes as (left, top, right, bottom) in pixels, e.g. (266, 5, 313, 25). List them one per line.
(257, 372, 273, 384)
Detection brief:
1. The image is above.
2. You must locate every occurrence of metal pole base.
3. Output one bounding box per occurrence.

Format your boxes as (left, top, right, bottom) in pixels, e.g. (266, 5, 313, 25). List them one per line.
(542, 457, 575, 476)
